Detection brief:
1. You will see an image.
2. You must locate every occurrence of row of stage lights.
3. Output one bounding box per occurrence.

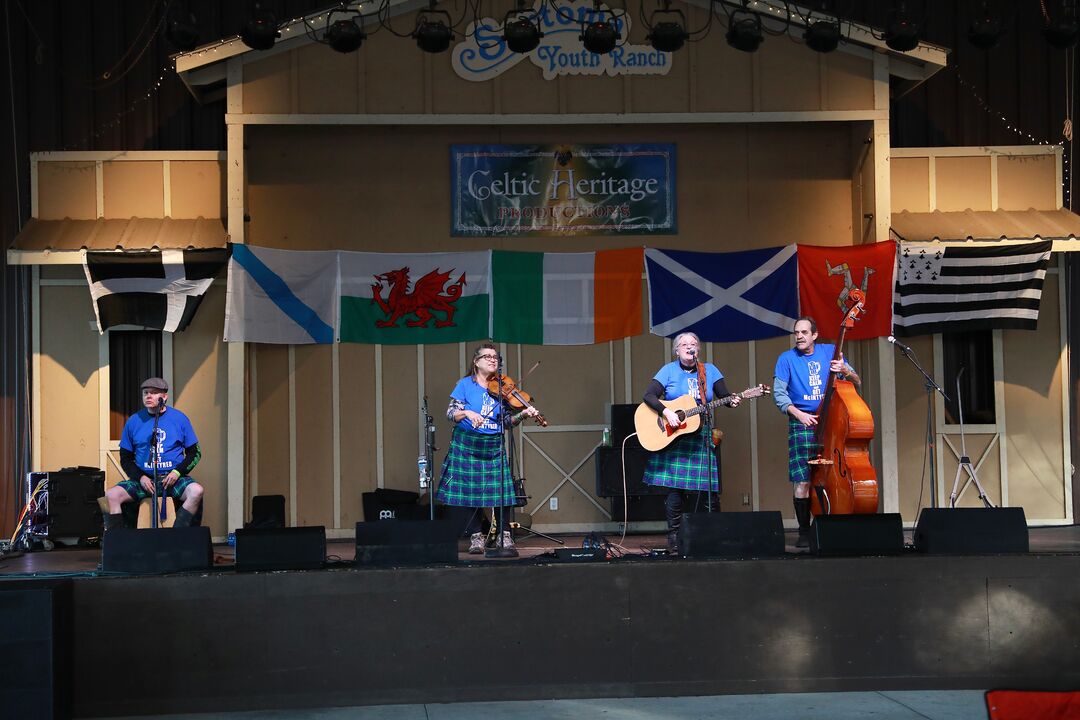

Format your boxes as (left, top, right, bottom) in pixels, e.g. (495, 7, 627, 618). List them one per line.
(163, 0, 1080, 59)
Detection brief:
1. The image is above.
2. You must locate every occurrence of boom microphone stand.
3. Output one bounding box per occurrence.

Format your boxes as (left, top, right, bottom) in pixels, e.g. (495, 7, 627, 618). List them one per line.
(889, 337, 949, 508)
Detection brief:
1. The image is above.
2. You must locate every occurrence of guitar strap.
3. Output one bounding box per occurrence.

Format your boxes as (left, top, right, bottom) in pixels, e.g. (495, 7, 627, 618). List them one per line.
(696, 361, 708, 407)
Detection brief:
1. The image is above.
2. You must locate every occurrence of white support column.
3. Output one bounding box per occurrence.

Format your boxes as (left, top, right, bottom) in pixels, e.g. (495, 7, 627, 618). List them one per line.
(333, 342, 342, 529)
(225, 57, 247, 533)
(98, 334, 110, 475)
(31, 266, 41, 469)
(873, 53, 900, 515)
(1058, 256, 1074, 520)
(288, 346, 297, 526)
(375, 344, 384, 488)
(749, 340, 760, 510)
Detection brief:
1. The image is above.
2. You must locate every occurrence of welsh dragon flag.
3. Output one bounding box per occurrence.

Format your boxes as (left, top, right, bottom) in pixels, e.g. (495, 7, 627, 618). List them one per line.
(338, 251, 492, 344)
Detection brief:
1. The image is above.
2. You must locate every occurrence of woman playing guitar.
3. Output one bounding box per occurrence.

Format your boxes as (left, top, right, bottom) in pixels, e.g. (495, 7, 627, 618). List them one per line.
(640, 332, 742, 554)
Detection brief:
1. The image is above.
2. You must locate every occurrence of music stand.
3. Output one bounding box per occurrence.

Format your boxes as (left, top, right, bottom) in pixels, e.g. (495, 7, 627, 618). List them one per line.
(948, 368, 994, 508)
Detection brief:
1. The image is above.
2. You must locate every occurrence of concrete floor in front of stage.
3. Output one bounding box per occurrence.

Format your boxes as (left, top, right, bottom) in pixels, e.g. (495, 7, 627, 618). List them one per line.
(97, 690, 989, 720)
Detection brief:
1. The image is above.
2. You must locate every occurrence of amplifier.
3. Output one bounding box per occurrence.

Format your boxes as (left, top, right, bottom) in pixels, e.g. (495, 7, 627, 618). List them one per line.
(27, 467, 105, 541)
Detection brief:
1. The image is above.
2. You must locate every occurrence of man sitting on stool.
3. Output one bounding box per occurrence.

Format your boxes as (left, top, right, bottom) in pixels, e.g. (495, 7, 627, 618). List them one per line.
(103, 377, 204, 530)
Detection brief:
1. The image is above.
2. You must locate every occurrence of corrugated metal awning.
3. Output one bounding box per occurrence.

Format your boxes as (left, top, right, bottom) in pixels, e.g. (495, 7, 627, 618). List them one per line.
(7, 217, 228, 265)
(891, 208, 1080, 250)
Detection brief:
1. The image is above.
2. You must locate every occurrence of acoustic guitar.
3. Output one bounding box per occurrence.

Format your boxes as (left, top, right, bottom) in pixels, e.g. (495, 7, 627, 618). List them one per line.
(633, 385, 770, 452)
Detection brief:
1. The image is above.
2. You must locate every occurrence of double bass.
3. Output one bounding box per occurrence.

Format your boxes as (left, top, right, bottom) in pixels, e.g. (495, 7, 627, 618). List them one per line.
(808, 289, 879, 515)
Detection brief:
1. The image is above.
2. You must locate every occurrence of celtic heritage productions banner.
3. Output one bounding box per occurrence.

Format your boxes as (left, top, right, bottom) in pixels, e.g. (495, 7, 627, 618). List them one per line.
(451, 0, 672, 81)
(451, 144, 677, 236)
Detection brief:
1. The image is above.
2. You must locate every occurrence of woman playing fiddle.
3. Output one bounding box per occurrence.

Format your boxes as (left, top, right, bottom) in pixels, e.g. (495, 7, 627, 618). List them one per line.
(437, 341, 539, 554)
(642, 332, 740, 554)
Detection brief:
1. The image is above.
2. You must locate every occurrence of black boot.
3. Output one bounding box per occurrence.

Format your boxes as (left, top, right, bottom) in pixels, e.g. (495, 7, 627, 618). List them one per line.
(665, 491, 684, 554)
(103, 513, 123, 532)
(174, 508, 195, 528)
(793, 497, 811, 549)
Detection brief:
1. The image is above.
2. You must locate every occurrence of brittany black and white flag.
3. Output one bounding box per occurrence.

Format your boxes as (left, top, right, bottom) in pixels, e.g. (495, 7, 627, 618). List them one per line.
(892, 240, 1053, 337)
(83, 249, 229, 333)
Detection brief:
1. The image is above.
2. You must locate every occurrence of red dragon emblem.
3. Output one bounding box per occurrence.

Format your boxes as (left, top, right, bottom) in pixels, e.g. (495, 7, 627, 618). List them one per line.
(371, 266, 467, 328)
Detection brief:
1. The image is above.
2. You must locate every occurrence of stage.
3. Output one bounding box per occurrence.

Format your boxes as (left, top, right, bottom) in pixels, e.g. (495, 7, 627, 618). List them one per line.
(2, 527, 1080, 718)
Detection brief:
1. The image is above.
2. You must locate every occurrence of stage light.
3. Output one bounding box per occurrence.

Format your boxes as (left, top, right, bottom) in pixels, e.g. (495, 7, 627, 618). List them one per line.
(324, 14, 365, 53)
(414, 3, 454, 53)
(504, 10, 543, 54)
(726, 13, 763, 53)
(581, 9, 620, 55)
(241, 3, 280, 51)
(804, 19, 840, 53)
(884, 2, 920, 52)
(165, 3, 200, 52)
(647, 7, 689, 53)
(968, 1, 1001, 49)
(1044, 1, 1079, 48)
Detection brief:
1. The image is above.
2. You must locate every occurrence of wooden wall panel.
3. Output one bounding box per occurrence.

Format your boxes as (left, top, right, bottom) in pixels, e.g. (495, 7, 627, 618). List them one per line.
(499, 60, 562, 115)
(296, 43, 361, 115)
(691, 15, 754, 113)
(1004, 275, 1067, 519)
(103, 161, 164, 218)
(39, 286, 99, 470)
(254, 345, 292, 518)
(890, 156, 930, 213)
(381, 345, 422, 492)
(523, 432, 604, 525)
(893, 334, 936, 518)
(709, 342, 752, 512)
(997, 154, 1058, 211)
(362, 33, 426, 114)
(293, 345, 335, 526)
(754, 335, 791, 517)
(243, 52, 294, 115)
(37, 162, 97, 220)
(759, 36, 822, 112)
(825, 49, 875, 111)
(172, 285, 228, 535)
(935, 156, 992, 211)
(170, 161, 225, 220)
(338, 343, 378, 526)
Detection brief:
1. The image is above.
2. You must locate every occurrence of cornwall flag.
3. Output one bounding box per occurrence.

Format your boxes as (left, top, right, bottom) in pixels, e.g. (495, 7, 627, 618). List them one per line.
(646, 246, 799, 342)
(83, 249, 228, 334)
(892, 240, 1053, 336)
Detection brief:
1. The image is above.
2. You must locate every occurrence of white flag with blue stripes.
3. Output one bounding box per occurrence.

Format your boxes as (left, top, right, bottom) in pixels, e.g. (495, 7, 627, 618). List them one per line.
(224, 244, 338, 344)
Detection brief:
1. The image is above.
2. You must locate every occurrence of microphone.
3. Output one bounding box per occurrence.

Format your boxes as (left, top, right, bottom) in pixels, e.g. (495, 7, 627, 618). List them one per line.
(887, 335, 912, 353)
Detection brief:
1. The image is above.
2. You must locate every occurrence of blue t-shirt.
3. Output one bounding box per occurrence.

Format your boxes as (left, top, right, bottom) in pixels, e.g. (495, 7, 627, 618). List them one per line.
(119, 407, 199, 476)
(653, 361, 723, 402)
(774, 343, 836, 413)
(450, 376, 502, 434)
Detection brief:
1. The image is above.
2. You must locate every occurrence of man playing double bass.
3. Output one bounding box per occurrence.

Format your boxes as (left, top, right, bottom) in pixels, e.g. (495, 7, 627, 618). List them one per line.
(773, 317, 859, 548)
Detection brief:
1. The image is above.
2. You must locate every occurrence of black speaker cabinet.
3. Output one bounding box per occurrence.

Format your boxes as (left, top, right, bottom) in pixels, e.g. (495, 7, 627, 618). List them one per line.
(27, 467, 105, 540)
(914, 507, 1029, 554)
(235, 526, 326, 571)
(595, 445, 657, 497)
(678, 511, 785, 558)
(811, 513, 905, 556)
(101, 527, 213, 574)
(355, 520, 458, 566)
(247, 494, 286, 529)
(0, 580, 72, 720)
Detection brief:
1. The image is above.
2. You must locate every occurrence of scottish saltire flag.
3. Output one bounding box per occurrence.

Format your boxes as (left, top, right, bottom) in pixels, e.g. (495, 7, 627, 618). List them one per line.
(224, 244, 337, 344)
(339, 251, 492, 344)
(491, 248, 643, 345)
(893, 240, 1053, 336)
(84, 249, 228, 334)
(646, 246, 799, 341)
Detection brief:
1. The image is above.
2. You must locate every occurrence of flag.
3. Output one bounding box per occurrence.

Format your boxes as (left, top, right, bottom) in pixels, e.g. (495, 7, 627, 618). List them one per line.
(491, 248, 643, 345)
(893, 240, 1053, 336)
(339, 251, 491, 344)
(645, 246, 798, 342)
(83, 249, 228, 334)
(224, 244, 337, 344)
(797, 241, 896, 340)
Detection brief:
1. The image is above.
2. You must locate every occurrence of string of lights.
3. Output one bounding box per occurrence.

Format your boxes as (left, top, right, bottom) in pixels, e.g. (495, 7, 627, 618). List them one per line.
(62, 62, 174, 151)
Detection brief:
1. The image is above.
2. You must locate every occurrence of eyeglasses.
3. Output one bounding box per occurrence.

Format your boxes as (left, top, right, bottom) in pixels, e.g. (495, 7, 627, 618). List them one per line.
(477, 354, 499, 361)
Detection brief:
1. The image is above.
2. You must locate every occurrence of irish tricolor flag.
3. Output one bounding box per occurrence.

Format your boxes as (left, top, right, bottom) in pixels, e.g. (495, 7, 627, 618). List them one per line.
(339, 251, 492, 344)
(491, 248, 644, 345)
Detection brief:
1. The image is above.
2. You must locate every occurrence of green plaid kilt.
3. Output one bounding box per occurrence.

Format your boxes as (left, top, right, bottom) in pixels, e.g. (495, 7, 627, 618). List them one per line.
(788, 418, 819, 484)
(644, 431, 718, 492)
(436, 427, 514, 508)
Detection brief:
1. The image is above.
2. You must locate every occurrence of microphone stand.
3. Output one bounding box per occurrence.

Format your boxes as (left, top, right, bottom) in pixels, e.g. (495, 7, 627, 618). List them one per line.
(150, 400, 164, 528)
(420, 397, 436, 522)
(486, 364, 518, 558)
(893, 343, 949, 508)
(696, 355, 717, 514)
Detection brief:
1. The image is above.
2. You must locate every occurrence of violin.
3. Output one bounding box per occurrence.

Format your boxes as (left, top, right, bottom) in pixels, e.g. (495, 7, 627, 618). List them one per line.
(487, 373, 548, 427)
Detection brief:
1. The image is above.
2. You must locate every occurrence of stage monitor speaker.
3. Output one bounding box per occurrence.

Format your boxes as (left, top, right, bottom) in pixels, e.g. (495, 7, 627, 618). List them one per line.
(595, 445, 657, 497)
(811, 513, 905, 556)
(101, 527, 213, 574)
(678, 511, 785, 558)
(355, 520, 458, 566)
(27, 467, 105, 540)
(914, 507, 1029, 554)
(235, 526, 326, 571)
(0, 581, 72, 720)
